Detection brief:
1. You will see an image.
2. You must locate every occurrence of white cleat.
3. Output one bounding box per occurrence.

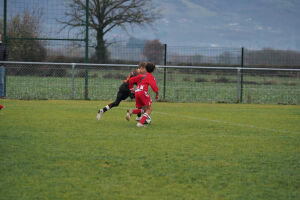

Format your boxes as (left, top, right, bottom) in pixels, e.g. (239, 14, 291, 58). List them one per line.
(136, 116, 142, 121)
(126, 109, 133, 121)
(97, 109, 104, 120)
(136, 122, 145, 127)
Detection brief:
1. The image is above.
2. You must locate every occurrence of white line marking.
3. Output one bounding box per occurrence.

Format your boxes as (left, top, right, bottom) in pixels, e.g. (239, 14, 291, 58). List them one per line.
(120, 106, 298, 135)
(154, 111, 298, 135)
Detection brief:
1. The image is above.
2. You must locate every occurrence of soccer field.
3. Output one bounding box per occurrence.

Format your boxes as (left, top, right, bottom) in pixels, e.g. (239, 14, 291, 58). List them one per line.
(0, 100, 299, 199)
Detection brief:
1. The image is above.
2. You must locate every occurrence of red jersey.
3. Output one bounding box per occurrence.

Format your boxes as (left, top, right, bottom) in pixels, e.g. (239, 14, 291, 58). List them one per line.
(129, 72, 159, 93)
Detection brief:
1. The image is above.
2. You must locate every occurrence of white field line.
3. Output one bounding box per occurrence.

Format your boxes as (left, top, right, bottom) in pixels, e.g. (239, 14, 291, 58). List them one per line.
(154, 111, 298, 135)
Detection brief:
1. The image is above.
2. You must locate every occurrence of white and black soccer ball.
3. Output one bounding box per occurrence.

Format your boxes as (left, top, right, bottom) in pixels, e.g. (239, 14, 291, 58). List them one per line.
(144, 116, 151, 125)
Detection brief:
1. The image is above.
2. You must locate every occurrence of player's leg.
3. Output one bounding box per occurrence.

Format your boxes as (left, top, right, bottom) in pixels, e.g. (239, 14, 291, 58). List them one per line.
(97, 89, 126, 120)
(136, 107, 142, 121)
(136, 92, 152, 127)
(137, 105, 152, 126)
(126, 91, 143, 121)
(127, 108, 144, 121)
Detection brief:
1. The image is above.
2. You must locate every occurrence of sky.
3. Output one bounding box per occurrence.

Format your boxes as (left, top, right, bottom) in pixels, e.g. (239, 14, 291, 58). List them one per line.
(2, 0, 300, 51)
(110, 0, 300, 50)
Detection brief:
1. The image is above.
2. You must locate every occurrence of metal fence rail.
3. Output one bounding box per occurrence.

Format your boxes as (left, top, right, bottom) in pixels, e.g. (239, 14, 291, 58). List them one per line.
(1, 61, 300, 104)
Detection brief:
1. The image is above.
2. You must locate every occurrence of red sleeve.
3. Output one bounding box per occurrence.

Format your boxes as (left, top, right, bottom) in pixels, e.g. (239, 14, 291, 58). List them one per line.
(129, 74, 142, 90)
(149, 75, 159, 93)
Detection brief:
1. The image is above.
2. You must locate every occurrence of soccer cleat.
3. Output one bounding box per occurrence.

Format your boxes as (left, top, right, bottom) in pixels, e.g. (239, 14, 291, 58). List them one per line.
(126, 109, 133, 121)
(136, 122, 145, 127)
(97, 109, 104, 120)
(136, 116, 141, 121)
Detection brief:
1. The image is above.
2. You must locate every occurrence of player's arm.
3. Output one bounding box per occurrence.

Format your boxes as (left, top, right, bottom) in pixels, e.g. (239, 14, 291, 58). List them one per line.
(124, 71, 134, 83)
(129, 74, 141, 90)
(155, 92, 159, 100)
(130, 70, 139, 78)
(150, 76, 159, 99)
(149, 76, 159, 93)
(149, 76, 159, 100)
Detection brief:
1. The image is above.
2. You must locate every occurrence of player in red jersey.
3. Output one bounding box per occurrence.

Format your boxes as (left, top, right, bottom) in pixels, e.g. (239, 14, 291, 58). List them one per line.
(126, 62, 159, 127)
(0, 104, 3, 110)
(97, 62, 146, 120)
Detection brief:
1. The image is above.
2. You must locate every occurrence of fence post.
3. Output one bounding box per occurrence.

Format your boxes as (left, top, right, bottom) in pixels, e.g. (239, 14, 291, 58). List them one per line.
(0, 66, 6, 98)
(72, 63, 75, 99)
(237, 68, 241, 102)
(3, 0, 7, 44)
(3, 67, 5, 97)
(163, 44, 167, 100)
(84, 67, 88, 100)
(240, 47, 244, 103)
(84, 0, 89, 100)
(155, 65, 159, 85)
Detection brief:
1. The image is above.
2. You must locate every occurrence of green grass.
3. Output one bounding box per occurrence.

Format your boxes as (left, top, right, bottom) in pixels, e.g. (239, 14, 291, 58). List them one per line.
(0, 100, 299, 199)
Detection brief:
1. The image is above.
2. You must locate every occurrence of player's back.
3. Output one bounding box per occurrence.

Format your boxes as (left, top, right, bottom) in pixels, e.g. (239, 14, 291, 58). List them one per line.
(135, 73, 158, 93)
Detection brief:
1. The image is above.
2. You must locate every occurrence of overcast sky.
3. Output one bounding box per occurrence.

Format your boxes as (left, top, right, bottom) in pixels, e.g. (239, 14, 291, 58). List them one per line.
(110, 0, 300, 50)
(2, 0, 300, 50)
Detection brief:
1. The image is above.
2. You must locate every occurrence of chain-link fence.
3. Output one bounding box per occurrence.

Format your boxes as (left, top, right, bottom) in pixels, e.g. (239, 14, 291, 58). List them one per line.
(2, 61, 299, 104)
(3, 62, 136, 100)
(155, 65, 300, 104)
(240, 68, 300, 104)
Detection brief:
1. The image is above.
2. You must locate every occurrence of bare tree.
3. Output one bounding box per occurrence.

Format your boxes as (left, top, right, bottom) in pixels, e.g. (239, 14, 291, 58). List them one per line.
(59, 0, 160, 63)
(143, 39, 164, 64)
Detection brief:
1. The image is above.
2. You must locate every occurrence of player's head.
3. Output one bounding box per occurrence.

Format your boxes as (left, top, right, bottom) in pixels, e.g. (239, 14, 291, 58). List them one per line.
(146, 62, 155, 73)
(138, 62, 146, 69)
(138, 62, 147, 73)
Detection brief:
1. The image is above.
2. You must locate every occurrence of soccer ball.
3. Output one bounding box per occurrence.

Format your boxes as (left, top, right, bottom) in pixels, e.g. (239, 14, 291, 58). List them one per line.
(144, 116, 151, 125)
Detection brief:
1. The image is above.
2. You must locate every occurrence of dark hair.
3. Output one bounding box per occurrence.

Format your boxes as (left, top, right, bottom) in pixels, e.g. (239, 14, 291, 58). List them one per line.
(146, 62, 155, 73)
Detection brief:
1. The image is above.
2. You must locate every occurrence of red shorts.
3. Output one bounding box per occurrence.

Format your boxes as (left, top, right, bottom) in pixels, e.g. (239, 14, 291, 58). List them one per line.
(135, 91, 152, 108)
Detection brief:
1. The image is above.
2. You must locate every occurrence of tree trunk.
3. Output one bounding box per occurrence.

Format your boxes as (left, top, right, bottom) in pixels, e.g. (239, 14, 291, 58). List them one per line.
(95, 30, 107, 63)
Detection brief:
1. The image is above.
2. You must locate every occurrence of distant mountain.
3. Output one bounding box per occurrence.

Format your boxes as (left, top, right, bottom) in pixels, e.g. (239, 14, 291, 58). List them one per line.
(126, 37, 146, 49)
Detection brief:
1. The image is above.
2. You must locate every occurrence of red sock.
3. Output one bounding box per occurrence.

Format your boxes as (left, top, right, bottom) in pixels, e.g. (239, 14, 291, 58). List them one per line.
(133, 109, 143, 114)
(139, 113, 149, 124)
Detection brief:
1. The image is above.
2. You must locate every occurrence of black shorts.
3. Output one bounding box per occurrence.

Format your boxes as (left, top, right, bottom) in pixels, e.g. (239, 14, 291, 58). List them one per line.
(116, 84, 131, 101)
